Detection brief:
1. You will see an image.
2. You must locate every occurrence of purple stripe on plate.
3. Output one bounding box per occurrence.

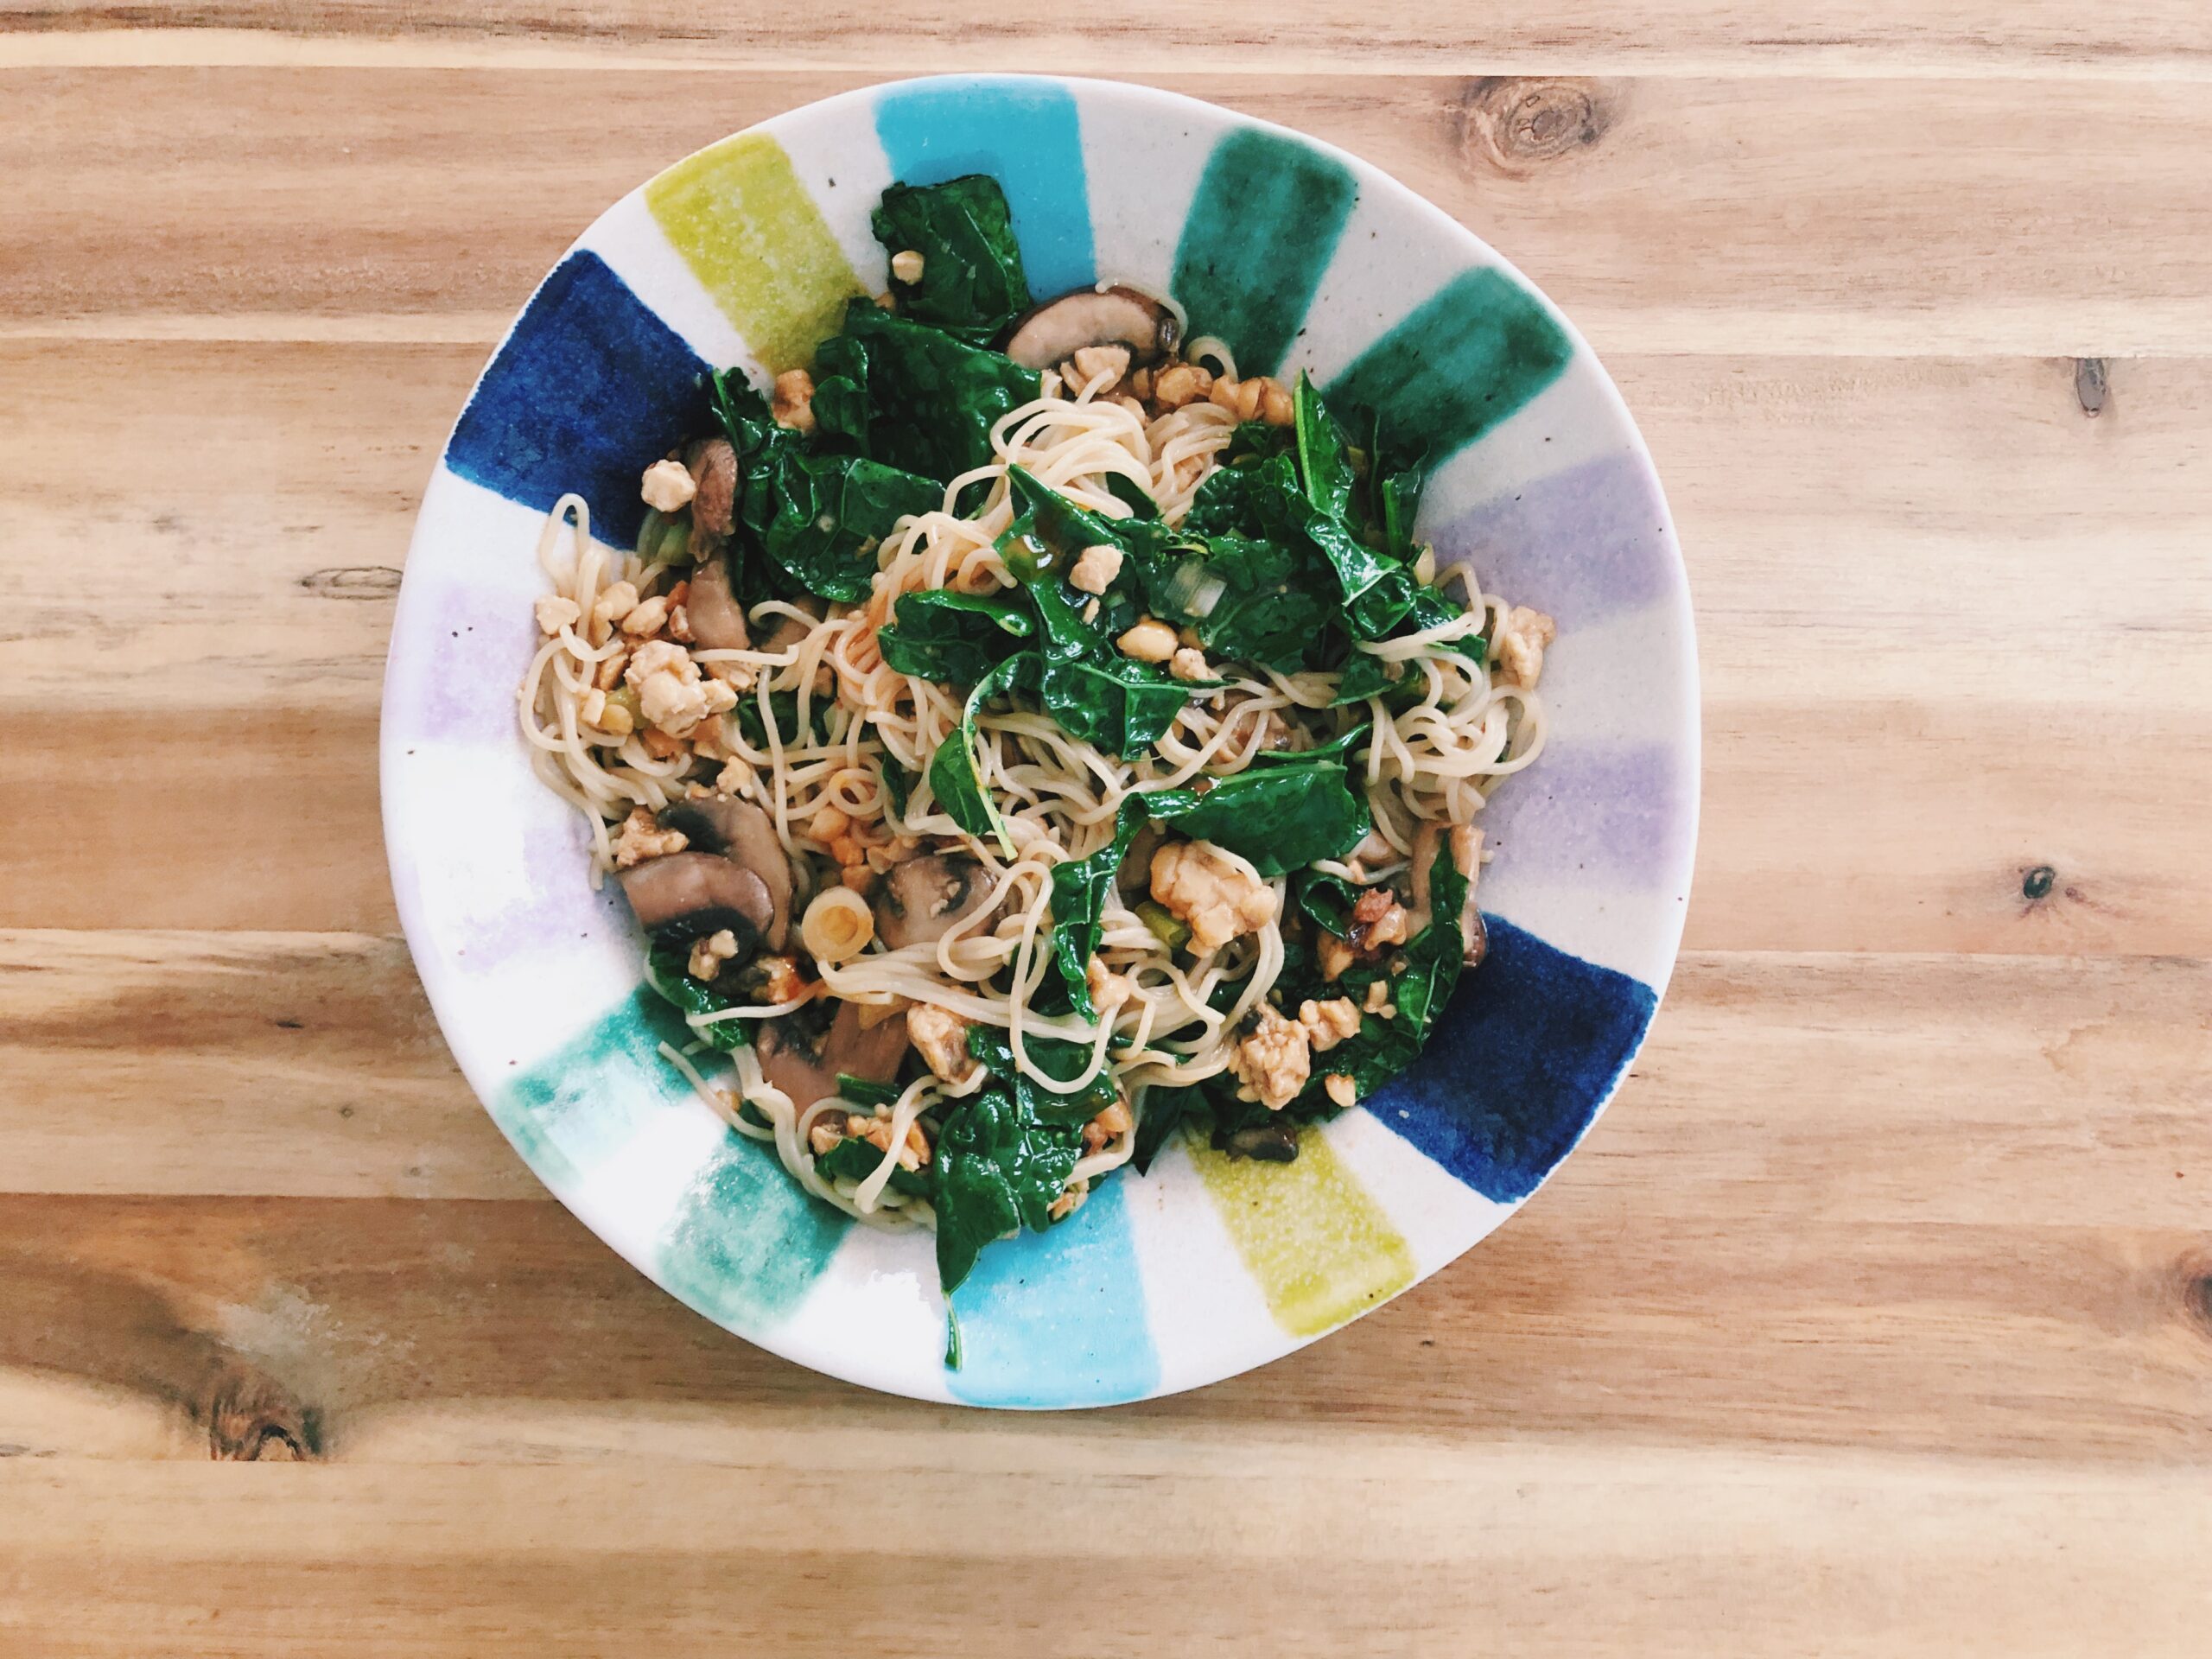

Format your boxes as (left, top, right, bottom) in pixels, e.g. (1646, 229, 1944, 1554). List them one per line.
(1479, 741, 1691, 893)
(386, 579, 540, 747)
(1431, 450, 1677, 632)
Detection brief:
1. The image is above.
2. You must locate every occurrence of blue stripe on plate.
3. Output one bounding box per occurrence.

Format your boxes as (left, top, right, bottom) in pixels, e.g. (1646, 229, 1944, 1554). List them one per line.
(446, 251, 710, 550)
(1363, 917, 1658, 1203)
(874, 78, 1096, 299)
(944, 1174, 1160, 1408)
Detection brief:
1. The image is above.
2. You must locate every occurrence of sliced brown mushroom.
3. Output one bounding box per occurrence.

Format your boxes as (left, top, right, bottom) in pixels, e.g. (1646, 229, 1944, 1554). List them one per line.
(873, 854, 1004, 950)
(619, 851, 772, 948)
(1116, 820, 1165, 899)
(1004, 285, 1177, 372)
(683, 550, 749, 651)
(1220, 1117, 1300, 1162)
(1408, 823, 1487, 967)
(657, 797, 793, 950)
(755, 1001, 911, 1111)
(683, 436, 738, 558)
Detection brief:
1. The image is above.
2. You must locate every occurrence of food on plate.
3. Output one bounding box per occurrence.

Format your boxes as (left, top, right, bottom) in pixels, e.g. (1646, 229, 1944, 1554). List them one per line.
(518, 175, 1552, 1306)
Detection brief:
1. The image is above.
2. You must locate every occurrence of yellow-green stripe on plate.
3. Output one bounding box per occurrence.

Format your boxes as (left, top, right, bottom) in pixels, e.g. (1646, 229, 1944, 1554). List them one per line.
(645, 133, 864, 372)
(1188, 1131, 1416, 1337)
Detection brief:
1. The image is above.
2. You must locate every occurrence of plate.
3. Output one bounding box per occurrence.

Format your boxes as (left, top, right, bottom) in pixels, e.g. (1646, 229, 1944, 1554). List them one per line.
(382, 74, 1698, 1407)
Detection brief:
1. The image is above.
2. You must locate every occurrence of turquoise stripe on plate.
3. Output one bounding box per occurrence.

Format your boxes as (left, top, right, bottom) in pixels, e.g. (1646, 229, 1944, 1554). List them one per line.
(656, 1128, 855, 1332)
(874, 78, 1096, 299)
(945, 1174, 1159, 1408)
(493, 989, 696, 1191)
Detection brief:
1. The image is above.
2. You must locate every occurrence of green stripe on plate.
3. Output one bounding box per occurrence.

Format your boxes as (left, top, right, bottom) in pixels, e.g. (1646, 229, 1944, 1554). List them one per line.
(1187, 1129, 1416, 1337)
(1325, 265, 1574, 463)
(1170, 127, 1356, 378)
(645, 132, 864, 372)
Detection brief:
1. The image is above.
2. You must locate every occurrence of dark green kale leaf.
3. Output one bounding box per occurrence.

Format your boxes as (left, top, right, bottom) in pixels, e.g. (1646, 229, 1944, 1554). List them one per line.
(1144, 742, 1372, 876)
(1136, 532, 1336, 675)
(1183, 448, 1401, 625)
(1131, 1082, 1203, 1173)
(743, 446, 941, 602)
(877, 588, 1035, 685)
(1358, 405, 1431, 563)
(815, 1132, 932, 1198)
(925, 652, 1034, 854)
(733, 687, 835, 751)
(834, 1074, 903, 1109)
(964, 1023, 1120, 1128)
(829, 299, 1040, 483)
(1287, 839, 1474, 1109)
(1044, 798, 1145, 1017)
(1001, 468, 1197, 753)
(642, 939, 749, 1052)
(1293, 371, 1357, 521)
(870, 175, 1031, 345)
(932, 1089, 1085, 1294)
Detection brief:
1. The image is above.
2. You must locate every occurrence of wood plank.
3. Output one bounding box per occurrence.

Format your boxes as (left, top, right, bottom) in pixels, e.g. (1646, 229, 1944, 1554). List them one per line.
(4, 70, 2212, 354)
(0, 949, 2206, 1465)
(0, 1452, 2206, 1657)
(7, 938, 2209, 1230)
(0, 1192, 2206, 1465)
(3, 344, 2206, 949)
(4, 0, 2210, 79)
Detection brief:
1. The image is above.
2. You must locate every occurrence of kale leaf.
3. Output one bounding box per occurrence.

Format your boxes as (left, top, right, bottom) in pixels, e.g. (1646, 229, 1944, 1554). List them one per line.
(925, 652, 1033, 854)
(823, 299, 1040, 483)
(1144, 741, 1372, 876)
(871, 175, 1031, 345)
(815, 1133, 931, 1197)
(965, 1022, 1121, 1128)
(1293, 371, 1357, 520)
(743, 445, 940, 602)
(642, 939, 749, 1052)
(1044, 798, 1144, 1017)
(878, 588, 1034, 685)
(932, 1089, 1085, 1294)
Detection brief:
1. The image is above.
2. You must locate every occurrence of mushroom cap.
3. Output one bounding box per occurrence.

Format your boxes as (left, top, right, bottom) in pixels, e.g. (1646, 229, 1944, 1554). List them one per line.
(683, 550, 749, 652)
(658, 797, 793, 950)
(874, 855, 1002, 951)
(1003, 285, 1177, 372)
(1222, 1117, 1301, 1162)
(683, 437, 738, 536)
(619, 851, 772, 945)
(756, 1001, 911, 1111)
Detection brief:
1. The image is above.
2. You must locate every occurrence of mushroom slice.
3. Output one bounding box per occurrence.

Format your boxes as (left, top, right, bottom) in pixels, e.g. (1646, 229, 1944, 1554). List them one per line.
(619, 851, 772, 947)
(756, 1001, 911, 1111)
(1003, 285, 1177, 372)
(1408, 823, 1486, 966)
(684, 550, 749, 652)
(1221, 1117, 1300, 1163)
(658, 797, 794, 950)
(873, 855, 1003, 951)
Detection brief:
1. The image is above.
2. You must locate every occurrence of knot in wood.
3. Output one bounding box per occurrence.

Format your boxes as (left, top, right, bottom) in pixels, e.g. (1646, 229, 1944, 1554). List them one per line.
(1459, 78, 1614, 175)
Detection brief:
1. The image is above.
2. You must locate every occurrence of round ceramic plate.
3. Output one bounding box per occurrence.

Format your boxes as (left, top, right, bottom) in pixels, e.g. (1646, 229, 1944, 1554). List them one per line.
(382, 75, 1698, 1408)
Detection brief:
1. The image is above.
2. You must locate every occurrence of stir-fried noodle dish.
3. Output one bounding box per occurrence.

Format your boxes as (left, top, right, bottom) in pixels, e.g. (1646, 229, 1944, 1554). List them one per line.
(522, 175, 1557, 1309)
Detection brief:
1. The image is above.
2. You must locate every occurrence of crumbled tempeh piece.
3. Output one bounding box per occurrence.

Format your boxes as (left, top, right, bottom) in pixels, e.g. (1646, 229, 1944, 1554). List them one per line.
(1229, 1004, 1311, 1109)
(1150, 840, 1276, 956)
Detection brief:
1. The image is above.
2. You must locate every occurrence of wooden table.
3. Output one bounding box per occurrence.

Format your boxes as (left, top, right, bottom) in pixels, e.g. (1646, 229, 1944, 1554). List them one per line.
(5, 7, 2209, 1653)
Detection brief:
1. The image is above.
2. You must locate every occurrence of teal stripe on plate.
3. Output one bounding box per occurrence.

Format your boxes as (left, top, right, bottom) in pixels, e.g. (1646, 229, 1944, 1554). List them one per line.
(1325, 265, 1574, 463)
(946, 1174, 1159, 1408)
(493, 989, 696, 1191)
(874, 78, 1096, 298)
(1171, 127, 1357, 378)
(656, 1128, 854, 1332)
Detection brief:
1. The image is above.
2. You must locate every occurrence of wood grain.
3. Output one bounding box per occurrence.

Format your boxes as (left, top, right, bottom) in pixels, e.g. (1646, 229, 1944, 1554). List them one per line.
(5, 345, 2205, 950)
(3, 18, 2209, 1655)
(5, 71, 2212, 353)
(5, 0, 2211, 79)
